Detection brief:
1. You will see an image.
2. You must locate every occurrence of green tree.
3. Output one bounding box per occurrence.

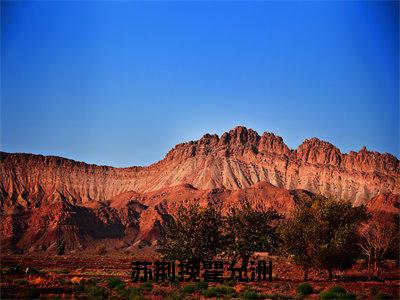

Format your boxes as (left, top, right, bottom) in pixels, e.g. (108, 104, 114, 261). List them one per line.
(278, 203, 314, 281)
(279, 197, 369, 280)
(157, 203, 225, 261)
(224, 204, 281, 268)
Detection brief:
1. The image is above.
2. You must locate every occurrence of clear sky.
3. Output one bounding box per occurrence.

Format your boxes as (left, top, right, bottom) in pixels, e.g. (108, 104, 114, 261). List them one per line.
(1, 1, 399, 167)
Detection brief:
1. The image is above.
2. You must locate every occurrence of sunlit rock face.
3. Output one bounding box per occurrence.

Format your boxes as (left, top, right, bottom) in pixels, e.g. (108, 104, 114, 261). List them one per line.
(1, 126, 399, 253)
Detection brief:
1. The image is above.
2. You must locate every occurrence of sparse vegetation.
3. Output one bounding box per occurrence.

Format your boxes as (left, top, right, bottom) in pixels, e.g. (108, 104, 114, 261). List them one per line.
(107, 277, 124, 289)
(141, 281, 153, 292)
(195, 281, 209, 290)
(296, 283, 313, 296)
(319, 286, 355, 300)
(359, 213, 398, 279)
(201, 285, 234, 298)
(117, 286, 144, 299)
(240, 289, 260, 299)
(84, 285, 108, 299)
(182, 283, 196, 293)
(55, 268, 70, 274)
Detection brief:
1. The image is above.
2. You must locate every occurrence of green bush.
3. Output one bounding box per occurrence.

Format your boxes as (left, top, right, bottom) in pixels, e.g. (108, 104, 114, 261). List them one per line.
(182, 284, 196, 294)
(240, 290, 260, 299)
(260, 294, 294, 300)
(141, 281, 153, 292)
(217, 286, 234, 295)
(107, 277, 124, 289)
(296, 283, 313, 296)
(195, 281, 209, 290)
(117, 287, 144, 299)
(84, 286, 108, 299)
(320, 286, 355, 300)
(201, 286, 235, 298)
(225, 280, 236, 287)
(55, 268, 70, 274)
(166, 291, 186, 300)
(201, 287, 219, 298)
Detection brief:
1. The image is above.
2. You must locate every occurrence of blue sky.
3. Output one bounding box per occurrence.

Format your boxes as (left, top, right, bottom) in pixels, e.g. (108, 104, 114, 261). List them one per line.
(1, 1, 398, 167)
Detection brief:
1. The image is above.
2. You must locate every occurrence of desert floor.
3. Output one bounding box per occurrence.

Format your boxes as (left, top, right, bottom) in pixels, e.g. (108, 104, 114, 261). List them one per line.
(0, 254, 399, 299)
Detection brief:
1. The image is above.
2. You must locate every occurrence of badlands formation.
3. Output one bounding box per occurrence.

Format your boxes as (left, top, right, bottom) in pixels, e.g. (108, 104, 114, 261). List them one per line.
(1, 126, 399, 253)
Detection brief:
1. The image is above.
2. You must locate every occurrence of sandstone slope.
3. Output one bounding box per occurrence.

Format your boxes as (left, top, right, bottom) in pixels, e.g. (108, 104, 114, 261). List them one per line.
(0, 126, 399, 253)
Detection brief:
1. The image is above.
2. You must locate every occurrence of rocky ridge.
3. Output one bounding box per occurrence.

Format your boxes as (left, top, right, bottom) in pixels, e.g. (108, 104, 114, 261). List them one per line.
(0, 126, 399, 253)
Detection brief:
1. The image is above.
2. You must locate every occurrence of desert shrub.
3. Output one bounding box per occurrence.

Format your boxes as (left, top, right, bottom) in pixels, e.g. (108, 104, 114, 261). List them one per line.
(296, 283, 313, 296)
(117, 286, 144, 299)
(225, 280, 236, 287)
(14, 278, 28, 285)
(374, 292, 393, 300)
(55, 268, 70, 274)
(96, 244, 107, 255)
(202, 287, 219, 298)
(107, 277, 124, 289)
(240, 290, 259, 299)
(166, 291, 186, 300)
(182, 284, 196, 294)
(202, 286, 234, 298)
(84, 285, 107, 299)
(216, 285, 234, 295)
(25, 287, 41, 299)
(141, 281, 153, 292)
(195, 281, 209, 290)
(260, 294, 294, 300)
(320, 286, 355, 300)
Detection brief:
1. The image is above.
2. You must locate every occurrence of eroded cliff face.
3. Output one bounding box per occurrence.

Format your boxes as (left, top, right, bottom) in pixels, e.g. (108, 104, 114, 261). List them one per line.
(160, 127, 399, 204)
(0, 126, 399, 253)
(0, 182, 296, 253)
(1, 126, 398, 209)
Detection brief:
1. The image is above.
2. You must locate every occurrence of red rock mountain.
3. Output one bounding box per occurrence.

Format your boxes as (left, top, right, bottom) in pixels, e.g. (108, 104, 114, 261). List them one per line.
(1, 126, 399, 253)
